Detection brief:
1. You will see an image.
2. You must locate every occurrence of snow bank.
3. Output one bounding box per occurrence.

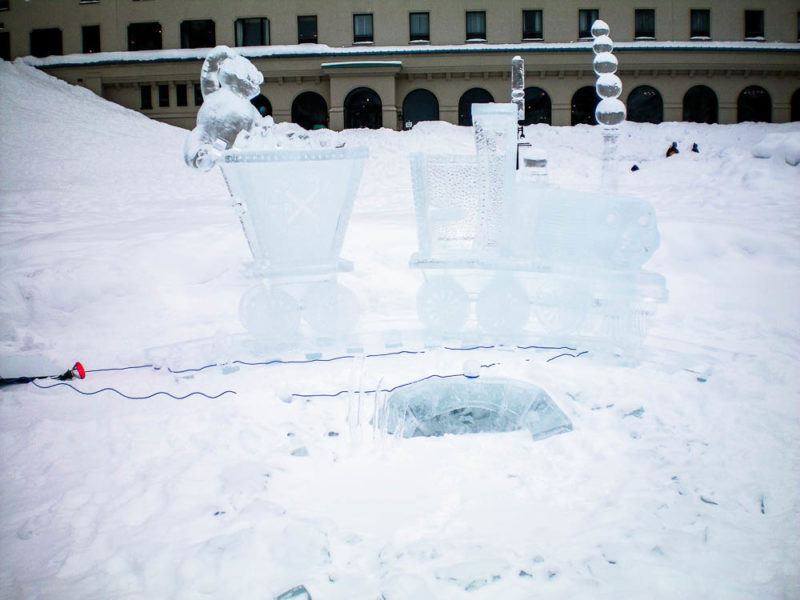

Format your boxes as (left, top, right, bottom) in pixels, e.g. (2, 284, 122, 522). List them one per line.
(1, 60, 799, 600)
(752, 131, 800, 166)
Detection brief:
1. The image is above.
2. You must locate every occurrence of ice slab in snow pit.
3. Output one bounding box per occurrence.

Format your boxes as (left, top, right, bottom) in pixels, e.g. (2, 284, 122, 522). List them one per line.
(387, 377, 572, 440)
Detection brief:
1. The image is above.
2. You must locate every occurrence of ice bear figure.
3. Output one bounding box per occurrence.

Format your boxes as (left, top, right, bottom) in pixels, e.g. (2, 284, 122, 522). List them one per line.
(183, 46, 269, 171)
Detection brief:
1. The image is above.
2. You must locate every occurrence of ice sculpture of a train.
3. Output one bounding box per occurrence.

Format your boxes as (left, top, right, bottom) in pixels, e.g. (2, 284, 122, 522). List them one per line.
(409, 102, 667, 350)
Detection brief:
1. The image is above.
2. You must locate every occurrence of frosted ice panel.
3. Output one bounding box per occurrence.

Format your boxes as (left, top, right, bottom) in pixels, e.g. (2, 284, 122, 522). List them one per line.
(514, 183, 660, 271)
(410, 153, 483, 259)
(387, 377, 572, 441)
(221, 147, 367, 271)
(472, 104, 518, 253)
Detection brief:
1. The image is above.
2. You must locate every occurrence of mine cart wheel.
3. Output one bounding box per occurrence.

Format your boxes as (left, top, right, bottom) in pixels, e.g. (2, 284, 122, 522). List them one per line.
(533, 281, 591, 335)
(303, 281, 360, 338)
(476, 275, 530, 335)
(239, 285, 301, 340)
(416, 276, 470, 334)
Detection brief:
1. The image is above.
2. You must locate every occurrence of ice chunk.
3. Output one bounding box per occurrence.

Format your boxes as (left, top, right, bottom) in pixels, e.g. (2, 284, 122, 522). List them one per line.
(752, 132, 800, 166)
(386, 377, 572, 441)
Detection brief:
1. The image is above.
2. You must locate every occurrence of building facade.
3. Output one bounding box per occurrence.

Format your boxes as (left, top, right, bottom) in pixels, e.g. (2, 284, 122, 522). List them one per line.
(2, 0, 799, 129)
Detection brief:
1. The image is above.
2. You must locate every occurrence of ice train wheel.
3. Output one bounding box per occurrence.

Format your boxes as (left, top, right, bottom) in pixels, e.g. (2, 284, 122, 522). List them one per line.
(533, 282, 591, 335)
(239, 285, 301, 340)
(303, 281, 360, 338)
(416, 276, 470, 335)
(476, 276, 530, 335)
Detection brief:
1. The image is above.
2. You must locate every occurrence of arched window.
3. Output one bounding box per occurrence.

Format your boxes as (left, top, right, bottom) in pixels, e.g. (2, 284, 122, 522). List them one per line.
(402, 89, 439, 129)
(458, 88, 494, 126)
(790, 89, 800, 122)
(737, 86, 771, 123)
(250, 94, 272, 117)
(523, 87, 551, 125)
(682, 85, 718, 124)
(344, 87, 382, 129)
(627, 85, 663, 124)
(292, 91, 329, 130)
(571, 86, 598, 125)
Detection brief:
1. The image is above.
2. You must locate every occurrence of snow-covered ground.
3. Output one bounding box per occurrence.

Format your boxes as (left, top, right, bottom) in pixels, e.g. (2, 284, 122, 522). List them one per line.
(1, 59, 799, 599)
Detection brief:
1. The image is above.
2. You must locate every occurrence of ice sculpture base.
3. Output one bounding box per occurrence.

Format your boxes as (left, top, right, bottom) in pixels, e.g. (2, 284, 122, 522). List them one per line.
(386, 377, 572, 441)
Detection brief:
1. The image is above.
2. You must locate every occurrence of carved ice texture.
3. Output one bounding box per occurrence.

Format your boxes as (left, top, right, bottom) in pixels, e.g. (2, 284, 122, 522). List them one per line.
(183, 47, 368, 343)
(184, 46, 267, 171)
(386, 377, 572, 440)
(410, 72, 666, 352)
(510, 55, 525, 123)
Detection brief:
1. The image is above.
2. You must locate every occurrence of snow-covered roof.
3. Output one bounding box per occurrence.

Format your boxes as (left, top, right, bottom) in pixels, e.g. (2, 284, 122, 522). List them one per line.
(20, 40, 800, 68)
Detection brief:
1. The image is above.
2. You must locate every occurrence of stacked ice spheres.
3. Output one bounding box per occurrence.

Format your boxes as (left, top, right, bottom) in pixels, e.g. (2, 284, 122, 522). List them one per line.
(591, 20, 626, 128)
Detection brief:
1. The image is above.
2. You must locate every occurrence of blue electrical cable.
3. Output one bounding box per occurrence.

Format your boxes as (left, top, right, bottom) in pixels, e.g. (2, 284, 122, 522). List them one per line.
(27, 345, 586, 401)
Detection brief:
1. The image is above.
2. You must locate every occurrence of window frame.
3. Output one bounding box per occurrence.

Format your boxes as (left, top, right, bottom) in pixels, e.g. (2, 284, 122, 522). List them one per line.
(466, 10, 487, 41)
(578, 9, 599, 39)
(297, 15, 318, 44)
(235, 17, 269, 46)
(634, 9, 655, 40)
(690, 9, 711, 39)
(409, 12, 430, 42)
(180, 19, 216, 49)
(81, 24, 101, 53)
(30, 27, 63, 57)
(353, 13, 374, 44)
(744, 10, 764, 40)
(522, 9, 543, 41)
(127, 21, 162, 51)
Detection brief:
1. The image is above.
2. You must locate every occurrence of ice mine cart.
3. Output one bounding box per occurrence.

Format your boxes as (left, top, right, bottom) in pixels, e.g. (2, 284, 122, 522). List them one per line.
(410, 103, 667, 350)
(220, 147, 367, 341)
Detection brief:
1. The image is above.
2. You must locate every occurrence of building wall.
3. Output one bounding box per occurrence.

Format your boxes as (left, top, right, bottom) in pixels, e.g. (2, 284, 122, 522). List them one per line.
(2, 0, 799, 128)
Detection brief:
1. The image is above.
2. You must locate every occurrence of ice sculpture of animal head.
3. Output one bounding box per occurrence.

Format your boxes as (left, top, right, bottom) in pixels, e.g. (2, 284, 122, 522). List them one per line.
(183, 46, 268, 171)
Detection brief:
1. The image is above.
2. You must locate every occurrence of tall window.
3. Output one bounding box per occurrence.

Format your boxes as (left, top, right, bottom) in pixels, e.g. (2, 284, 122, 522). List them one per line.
(30, 28, 63, 57)
(522, 10, 543, 40)
(298, 15, 318, 43)
(690, 9, 710, 38)
(157, 84, 169, 107)
(409, 12, 430, 42)
(140, 85, 152, 110)
(193, 83, 203, 106)
(353, 14, 373, 43)
(82, 24, 100, 53)
(0, 32, 10, 61)
(235, 18, 268, 46)
(635, 9, 655, 39)
(181, 20, 215, 49)
(176, 83, 188, 107)
(466, 11, 486, 41)
(128, 22, 162, 51)
(578, 9, 599, 39)
(0, 0, 8, 9)
(744, 10, 764, 39)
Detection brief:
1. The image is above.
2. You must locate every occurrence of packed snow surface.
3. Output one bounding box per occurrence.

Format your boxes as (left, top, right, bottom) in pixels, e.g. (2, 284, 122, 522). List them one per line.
(1, 60, 799, 599)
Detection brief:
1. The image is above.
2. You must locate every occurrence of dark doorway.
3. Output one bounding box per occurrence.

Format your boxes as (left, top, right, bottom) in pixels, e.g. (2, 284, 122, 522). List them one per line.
(737, 86, 772, 123)
(30, 28, 62, 57)
(250, 94, 272, 117)
(627, 85, 663, 124)
(523, 87, 551, 125)
(344, 87, 382, 129)
(682, 85, 718, 124)
(571, 86, 598, 125)
(458, 88, 494, 126)
(402, 89, 439, 129)
(791, 89, 800, 122)
(292, 91, 329, 129)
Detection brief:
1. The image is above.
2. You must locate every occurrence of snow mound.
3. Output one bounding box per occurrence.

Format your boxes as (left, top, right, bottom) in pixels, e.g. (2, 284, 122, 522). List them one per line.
(752, 131, 800, 166)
